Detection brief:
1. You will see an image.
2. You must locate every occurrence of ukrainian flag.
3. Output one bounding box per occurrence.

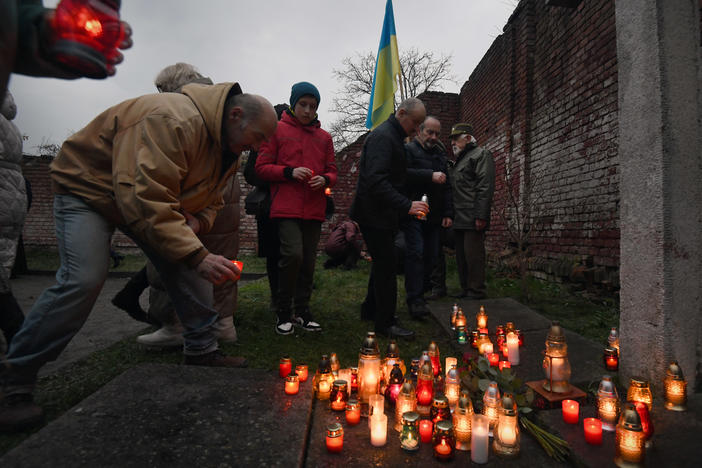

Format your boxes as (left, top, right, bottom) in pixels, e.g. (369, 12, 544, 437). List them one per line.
(365, 0, 402, 130)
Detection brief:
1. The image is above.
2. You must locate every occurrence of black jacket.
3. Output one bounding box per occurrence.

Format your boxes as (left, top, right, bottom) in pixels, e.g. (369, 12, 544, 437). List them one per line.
(405, 139, 454, 225)
(350, 114, 412, 229)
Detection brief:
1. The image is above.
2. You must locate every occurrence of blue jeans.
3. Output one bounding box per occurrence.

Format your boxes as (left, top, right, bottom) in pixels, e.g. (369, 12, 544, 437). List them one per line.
(3, 194, 218, 393)
(402, 219, 440, 305)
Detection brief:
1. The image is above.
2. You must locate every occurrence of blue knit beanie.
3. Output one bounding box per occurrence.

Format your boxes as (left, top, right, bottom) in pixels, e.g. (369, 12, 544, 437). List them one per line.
(289, 81, 320, 109)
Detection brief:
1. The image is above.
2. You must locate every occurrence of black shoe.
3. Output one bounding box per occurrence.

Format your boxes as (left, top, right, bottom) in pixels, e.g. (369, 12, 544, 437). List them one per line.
(408, 302, 430, 319)
(377, 325, 415, 340)
(111, 291, 159, 326)
(0, 393, 44, 432)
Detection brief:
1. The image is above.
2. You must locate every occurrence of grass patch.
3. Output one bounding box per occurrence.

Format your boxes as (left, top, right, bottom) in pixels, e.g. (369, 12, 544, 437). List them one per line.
(1, 251, 618, 455)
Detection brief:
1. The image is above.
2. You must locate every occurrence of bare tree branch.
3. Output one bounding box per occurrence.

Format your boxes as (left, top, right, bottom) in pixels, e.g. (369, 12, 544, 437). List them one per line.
(329, 48, 455, 149)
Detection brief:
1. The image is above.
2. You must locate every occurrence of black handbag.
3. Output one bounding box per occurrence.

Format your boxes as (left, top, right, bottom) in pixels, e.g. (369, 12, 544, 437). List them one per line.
(244, 187, 269, 215)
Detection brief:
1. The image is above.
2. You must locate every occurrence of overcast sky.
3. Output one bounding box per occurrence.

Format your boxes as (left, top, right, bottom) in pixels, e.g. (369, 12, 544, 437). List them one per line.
(9, 0, 516, 150)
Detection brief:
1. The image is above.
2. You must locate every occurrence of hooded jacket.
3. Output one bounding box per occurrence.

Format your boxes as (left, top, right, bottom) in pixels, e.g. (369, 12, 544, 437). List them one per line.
(50, 82, 243, 267)
(255, 111, 337, 221)
(405, 139, 454, 225)
(450, 141, 495, 230)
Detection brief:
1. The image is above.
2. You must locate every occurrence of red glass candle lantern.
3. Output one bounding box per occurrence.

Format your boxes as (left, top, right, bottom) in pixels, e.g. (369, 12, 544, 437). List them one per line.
(562, 400, 579, 424)
(603, 347, 619, 372)
(384, 363, 404, 405)
(325, 423, 344, 453)
(279, 356, 292, 378)
(330, 380, 349, 411)
(284, 372, 299, 395)
(583, 418, 603, 445)
(428, 341, 442, 378)
(471, 330, 480, 349)
(498, 360, 511, 371)
(416, 360, 434, 409)
(430, 394, 451, 425)
(419, 419, 433, 443)
(345, 398, 361, 425)
(432, 420, 455, 461)
(488, 353, 500, 367)
(634, 401, 654, 448)
(295, 364, 308, 382)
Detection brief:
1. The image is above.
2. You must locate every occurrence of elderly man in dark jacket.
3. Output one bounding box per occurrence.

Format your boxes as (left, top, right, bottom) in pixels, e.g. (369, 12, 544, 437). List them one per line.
(402, 116, 453, 317)
(350, 98, 428, 339)
(449, 123, 495, 299)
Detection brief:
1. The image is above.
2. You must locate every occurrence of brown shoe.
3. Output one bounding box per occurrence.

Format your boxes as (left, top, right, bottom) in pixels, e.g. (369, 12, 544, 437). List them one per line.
(0, 393, 44, 432)
(183, 350, 248, 368)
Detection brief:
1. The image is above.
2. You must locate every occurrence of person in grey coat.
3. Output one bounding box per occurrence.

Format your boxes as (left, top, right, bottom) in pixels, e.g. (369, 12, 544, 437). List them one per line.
(448, 123, 495, 299)
(0, 92, 27, 349)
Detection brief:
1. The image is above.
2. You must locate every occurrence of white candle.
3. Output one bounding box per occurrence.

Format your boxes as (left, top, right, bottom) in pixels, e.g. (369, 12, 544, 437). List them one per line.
(445, 357, 457, 377)
(507, 332, 520, 366)
(471, 414, 489, 464)
(368, 394, 385, 427)
(370, 413, 388, 447)
(338, 369, 352, 385)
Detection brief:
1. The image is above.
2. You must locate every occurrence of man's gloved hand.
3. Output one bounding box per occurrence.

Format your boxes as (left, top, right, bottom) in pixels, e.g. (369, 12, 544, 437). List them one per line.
(46, 0, 133, 78)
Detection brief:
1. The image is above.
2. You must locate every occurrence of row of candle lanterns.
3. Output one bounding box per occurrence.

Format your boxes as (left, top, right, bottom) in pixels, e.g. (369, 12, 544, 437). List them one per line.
(317, 331, 524, 462)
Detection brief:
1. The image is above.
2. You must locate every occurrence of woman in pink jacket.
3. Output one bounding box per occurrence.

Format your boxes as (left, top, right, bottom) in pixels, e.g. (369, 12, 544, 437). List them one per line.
(256, 82, 337, 335)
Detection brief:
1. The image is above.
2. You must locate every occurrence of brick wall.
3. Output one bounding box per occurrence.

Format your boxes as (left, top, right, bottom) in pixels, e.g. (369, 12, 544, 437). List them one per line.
(452, 0, 620, 283)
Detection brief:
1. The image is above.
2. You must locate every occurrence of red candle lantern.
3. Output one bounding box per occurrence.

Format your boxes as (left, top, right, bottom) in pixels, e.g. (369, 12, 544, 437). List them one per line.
(517, 329, 524, 347)
(384, 363, 404, 405)
(330, 380, 349, 411)
(583, 418, 603, 445)
(419, 419, 433, 443)
(284, 372, 299, 395)
(430, 394, 451, 425)
(416, 360, 434, 408)
(432, 420, 456, 461)
(470, 330, 480, 349)
(295, 364, 308, 382)
(603, 347, 619, 372)
(325, 423, 344, 453)
(498, 360, 511, 371)
(279, 356, 292, 378)
(428, 341, 442, 378)
(345, 398, 361, 425)
(488, 353, 500, 367)
(562, 400, 579, 424)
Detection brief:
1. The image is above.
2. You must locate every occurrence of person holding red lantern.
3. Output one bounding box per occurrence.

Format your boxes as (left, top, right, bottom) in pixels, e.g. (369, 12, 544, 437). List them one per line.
(0, 0, 133, 104)
(0, 81, 278, 431)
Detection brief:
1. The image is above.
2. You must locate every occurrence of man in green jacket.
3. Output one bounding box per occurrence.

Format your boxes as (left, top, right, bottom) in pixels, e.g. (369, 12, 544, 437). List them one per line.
(449, 123, 495, 299)
(0, 83, 277, 431)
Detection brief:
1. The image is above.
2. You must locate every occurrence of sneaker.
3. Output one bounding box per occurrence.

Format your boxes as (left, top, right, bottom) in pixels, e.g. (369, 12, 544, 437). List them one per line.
(136, 324, 184, 347)
(292, 316, 322, 332)
(0, 393, 44, 432)
(212, 316, 237, 343)
(276, 320, 294, 335)
(183, 350, 248, 368)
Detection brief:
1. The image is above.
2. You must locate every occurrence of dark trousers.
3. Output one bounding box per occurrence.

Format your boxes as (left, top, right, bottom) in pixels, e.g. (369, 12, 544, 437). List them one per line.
(257, 214, 280, 314)
(402, 219, 439, 305)
(455, 229, 487, 295)
(276, 219, 321, 321)
(360, 225, 397, 331)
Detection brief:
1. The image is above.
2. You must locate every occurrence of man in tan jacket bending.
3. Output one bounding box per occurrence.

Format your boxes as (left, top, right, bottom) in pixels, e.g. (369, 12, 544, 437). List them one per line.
(0, 82, 277, 431)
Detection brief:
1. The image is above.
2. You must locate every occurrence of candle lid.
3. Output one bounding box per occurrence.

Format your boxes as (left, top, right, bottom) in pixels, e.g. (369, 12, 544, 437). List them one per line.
(402, 411, 420, 423)
(285, 371, 298, 381)
(332, 380, 348, 390)
(604, 347, 618, 356)
(629, 377, 649, 388)
(428, 341, 440, 356)
(501, 393, 517, 416)
(385, 340, 400, 358)
(360, 332, 380, 356)
(456, 394, 474, 414)
(346, 398, 359, 408)
(484, 381, 501, 403)
(399, 381, 416, 397)
(388, 364, 404, 383)
(435, 419, 453, 434)
(546, 321, 566, 342)
(318, 355, 331, 372)
(666, 361, 684, 380)
(597, 375, 618, 397)
(280, 355, 291, 363)
(620, 404, 643, 431)
(327, 422, 343, 437)
(432, 394, 449, 408)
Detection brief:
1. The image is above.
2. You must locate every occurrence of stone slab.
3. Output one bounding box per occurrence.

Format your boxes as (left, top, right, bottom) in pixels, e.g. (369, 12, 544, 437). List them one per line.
(539, 393, 702, 467)
(0, 364, 313, 468)
(305, 396, 560, 467)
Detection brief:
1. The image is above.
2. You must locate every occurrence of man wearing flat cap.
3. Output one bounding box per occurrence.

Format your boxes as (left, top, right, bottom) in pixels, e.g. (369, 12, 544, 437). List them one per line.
(448, 123, 495, 299)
